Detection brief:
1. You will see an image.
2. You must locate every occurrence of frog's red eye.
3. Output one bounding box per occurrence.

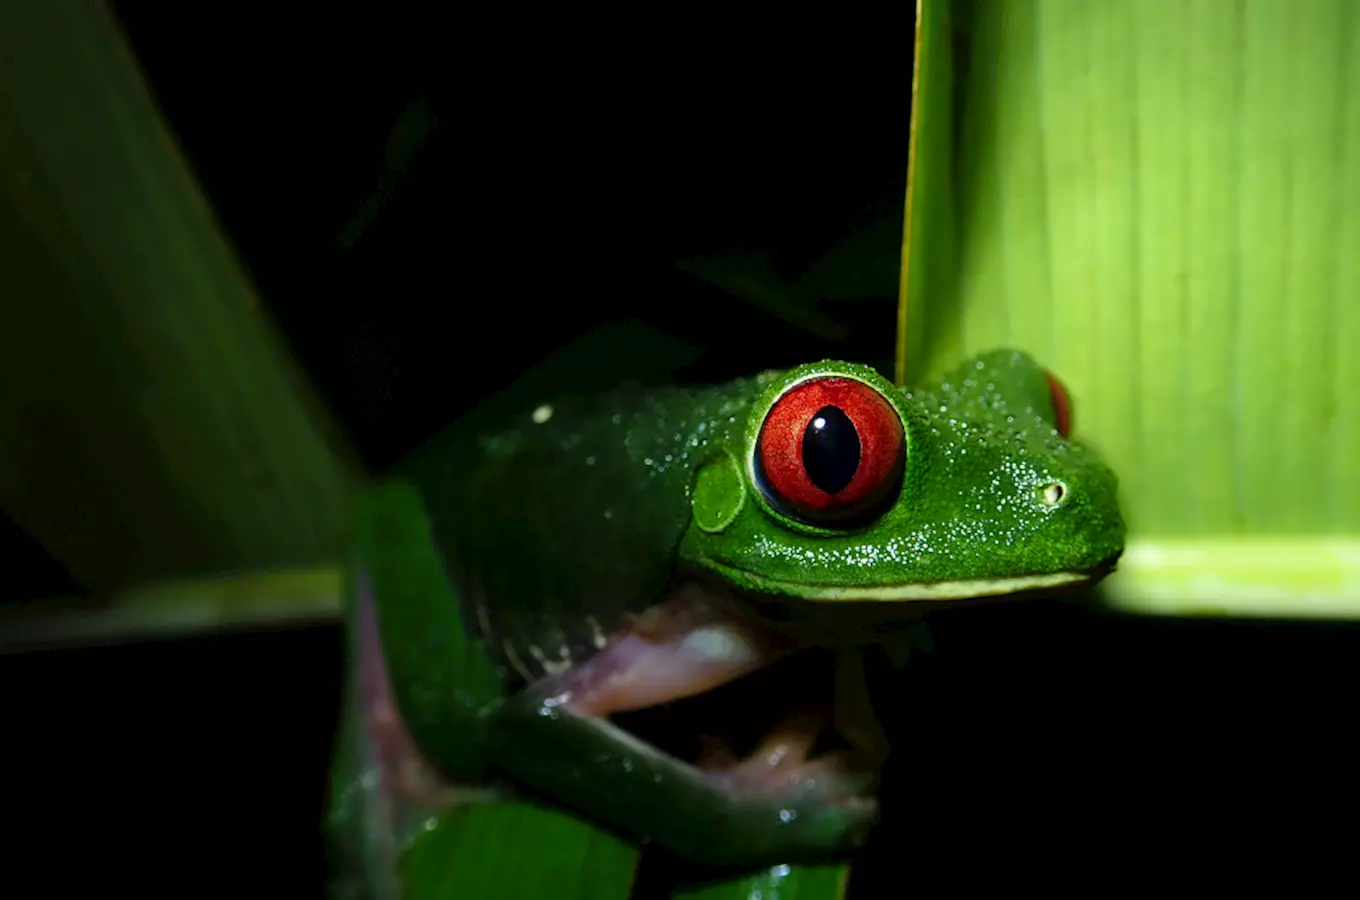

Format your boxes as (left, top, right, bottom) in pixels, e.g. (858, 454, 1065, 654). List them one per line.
(754, 377, 905, 525)
(1044, 370, 1072, 438)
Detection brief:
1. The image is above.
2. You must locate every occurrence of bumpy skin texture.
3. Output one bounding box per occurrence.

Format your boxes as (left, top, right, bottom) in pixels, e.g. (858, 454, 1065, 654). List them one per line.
(344, 349, 1127, 874)
(686, 351, 1125, 599)
(394, 347, 1123, 713)
(396, 372, 773, 689)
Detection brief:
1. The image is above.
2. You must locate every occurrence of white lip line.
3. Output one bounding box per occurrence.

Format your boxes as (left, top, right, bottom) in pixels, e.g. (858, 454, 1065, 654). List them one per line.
(706, 565, 1093, 602)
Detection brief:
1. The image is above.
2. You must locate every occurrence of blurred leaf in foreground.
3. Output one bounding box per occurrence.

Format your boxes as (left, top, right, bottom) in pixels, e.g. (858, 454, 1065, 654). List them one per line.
(0, 0, 360, 592)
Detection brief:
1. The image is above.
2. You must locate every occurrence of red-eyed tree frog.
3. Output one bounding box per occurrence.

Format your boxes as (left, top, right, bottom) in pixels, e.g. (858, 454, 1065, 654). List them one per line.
(326, 348, 1125, 895)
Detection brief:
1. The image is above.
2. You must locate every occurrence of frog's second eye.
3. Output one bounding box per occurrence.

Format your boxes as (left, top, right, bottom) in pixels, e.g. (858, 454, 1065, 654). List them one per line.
(755, 377, 905, 525)
(1045, 370, 1073, 438)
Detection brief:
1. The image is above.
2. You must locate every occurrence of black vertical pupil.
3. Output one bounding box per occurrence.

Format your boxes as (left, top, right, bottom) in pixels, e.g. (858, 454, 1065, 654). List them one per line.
(802, 405, 860, 494)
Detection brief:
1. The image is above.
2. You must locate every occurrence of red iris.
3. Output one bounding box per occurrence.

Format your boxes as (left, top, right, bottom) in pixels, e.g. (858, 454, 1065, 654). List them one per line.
(1044, 370, 1072, 438)
(755, 377, 905, 525)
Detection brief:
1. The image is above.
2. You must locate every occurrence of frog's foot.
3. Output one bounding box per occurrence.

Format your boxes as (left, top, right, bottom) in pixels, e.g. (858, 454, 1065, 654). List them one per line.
(701, 707, 879, 805)
(484, 581, 887, 867)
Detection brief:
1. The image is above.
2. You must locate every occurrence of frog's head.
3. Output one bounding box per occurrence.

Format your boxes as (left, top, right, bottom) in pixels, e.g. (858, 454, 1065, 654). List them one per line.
(682, 349, 1125, 610)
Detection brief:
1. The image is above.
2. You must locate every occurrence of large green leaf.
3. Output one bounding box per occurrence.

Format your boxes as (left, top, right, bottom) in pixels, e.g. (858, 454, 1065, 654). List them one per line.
(0, 1, 359, 591)
(899, 0, 1360, 617)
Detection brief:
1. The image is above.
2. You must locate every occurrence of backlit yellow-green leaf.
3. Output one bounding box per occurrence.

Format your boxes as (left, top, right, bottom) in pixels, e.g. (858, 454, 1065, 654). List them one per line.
(899, 0, 1360, 616)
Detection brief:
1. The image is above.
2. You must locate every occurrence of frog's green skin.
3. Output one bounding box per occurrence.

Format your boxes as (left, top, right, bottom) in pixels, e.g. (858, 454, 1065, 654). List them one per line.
(328, 349, 1125, 890)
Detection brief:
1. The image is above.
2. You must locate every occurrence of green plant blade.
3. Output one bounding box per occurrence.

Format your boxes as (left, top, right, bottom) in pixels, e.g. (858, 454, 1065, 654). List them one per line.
(677, 253, 852, 342)
(896, 0, 957, 385)
(899, 0, 1360, 616)
(338, 96, 440, 250)
(404, 803, 638, 900)
(672, 863, 848, 900)
(1105, 538, 1360, 620)
(0, 567, 342, 654)
(0, 0, 358, 592)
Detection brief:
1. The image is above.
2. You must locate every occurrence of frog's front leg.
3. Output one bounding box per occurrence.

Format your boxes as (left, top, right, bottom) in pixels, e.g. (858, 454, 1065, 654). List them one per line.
(327, 483, 504, 900)
(481, 582, 881, 869)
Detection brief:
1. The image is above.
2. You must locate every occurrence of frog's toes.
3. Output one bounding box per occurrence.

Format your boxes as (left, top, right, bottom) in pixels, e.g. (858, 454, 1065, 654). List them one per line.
(720, 750, 876, 805)
(706, 708, 879, 808)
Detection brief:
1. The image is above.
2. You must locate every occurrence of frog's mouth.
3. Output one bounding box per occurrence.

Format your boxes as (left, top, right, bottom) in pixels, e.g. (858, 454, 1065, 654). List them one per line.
(512, 580, 897, 818)
(343, 578, 885, 863)
(344, 565, 1112, 864)
(700, 561, 1101, 603)
(525, 562, 1116, 814)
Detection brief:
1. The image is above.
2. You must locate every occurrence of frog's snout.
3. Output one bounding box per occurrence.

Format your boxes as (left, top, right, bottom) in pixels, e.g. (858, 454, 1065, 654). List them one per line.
(1045, 465, 1126, 574)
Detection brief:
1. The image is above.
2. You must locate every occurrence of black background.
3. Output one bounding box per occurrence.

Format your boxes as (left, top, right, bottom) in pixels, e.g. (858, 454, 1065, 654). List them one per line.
(4, 5, 1355, 897)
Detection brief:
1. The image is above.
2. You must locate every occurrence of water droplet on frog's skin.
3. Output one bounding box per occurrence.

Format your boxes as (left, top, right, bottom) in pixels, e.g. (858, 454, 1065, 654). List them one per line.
(778, 808, 797, 823)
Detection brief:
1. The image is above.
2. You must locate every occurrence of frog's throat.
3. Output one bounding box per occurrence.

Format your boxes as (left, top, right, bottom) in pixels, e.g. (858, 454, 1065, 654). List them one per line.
(699, 561, 1094, 602)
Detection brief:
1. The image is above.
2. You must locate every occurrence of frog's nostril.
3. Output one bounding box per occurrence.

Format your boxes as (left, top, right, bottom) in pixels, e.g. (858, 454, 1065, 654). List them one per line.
(1040, 482, 1067, 506)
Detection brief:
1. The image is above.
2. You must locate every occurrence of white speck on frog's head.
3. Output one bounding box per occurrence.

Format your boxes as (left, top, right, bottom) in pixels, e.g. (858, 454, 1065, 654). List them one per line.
(778, 808, 797, 823)
(532, 404, 553, 424)
(770, 864, 791, 878)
